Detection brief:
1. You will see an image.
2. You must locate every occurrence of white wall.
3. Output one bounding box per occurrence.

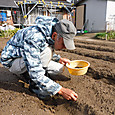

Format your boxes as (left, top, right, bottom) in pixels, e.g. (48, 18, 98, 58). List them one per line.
(106, 0, 115, 30)
(78, 0, 107, 32)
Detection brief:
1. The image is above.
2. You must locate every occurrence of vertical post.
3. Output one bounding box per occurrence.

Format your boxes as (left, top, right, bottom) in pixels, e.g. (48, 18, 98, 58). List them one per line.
(21, 2, 25, 17)
(24, 0, 26, 15)
(105, 21, 108, 40)
(114, 15, 115, 31)
(24, 0, 27, 27)
(50, 1, 52, 17)
(19, 11, 20, 28)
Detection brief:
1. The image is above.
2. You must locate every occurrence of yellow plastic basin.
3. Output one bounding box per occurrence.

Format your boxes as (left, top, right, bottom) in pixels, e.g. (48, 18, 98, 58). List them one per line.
(66, 60, 90, 76)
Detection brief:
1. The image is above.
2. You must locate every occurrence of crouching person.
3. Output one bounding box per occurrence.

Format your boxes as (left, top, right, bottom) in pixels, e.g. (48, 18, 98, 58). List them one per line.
(0, 16, 78, 101)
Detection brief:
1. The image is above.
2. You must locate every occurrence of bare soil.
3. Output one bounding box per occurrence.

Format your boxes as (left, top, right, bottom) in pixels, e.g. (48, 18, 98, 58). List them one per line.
(0, 33, 115, 115)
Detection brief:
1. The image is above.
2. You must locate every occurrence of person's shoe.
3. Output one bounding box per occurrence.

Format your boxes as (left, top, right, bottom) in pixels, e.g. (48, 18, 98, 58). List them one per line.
(20, 71, 30, 84)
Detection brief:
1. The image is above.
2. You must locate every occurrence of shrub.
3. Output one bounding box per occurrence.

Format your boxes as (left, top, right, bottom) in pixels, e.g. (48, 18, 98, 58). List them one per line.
(107, 31, 115, 40)
(96, 31, 115, 40)
(95, 32, 106, 39)
(0, 28, 20, 38)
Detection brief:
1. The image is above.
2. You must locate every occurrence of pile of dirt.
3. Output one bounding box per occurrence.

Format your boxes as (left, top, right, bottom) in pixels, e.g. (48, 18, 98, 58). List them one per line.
(0, 34, 115, 115)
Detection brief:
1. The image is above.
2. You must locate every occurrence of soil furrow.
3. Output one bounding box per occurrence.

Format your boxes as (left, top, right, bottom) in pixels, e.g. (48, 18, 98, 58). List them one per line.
(74, 38, 115, 48)
(75, 42, 115, 53)
(62, 48, 115, 63)
(56, 51, 115, 80)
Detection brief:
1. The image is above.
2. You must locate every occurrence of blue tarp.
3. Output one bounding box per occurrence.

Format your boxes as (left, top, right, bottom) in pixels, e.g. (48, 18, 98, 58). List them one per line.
(0, 11, 7, 21)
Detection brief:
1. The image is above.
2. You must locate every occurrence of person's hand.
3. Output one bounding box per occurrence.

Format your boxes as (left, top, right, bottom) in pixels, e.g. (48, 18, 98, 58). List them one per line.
(58, 87, 78, 101)
(59, 57, 70, 66)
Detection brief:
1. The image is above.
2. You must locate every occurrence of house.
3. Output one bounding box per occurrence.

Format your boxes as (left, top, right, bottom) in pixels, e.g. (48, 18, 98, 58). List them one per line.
(15, 0, 76, 27)
(0, 0, 76, 28)
(0, 0, 18, 25)
(75, 0, 115, 32)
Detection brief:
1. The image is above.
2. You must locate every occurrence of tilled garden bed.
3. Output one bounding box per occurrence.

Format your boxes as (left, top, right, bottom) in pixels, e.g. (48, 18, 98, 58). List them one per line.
(0, 35, 115, 115)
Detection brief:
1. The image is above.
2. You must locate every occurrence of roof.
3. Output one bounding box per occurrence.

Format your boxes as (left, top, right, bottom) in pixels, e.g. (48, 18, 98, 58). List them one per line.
(74, 0, 84, 6)
(15, 0, 72, 3)
(0, 0, 73, 8)
(0, 0, 18, 8)
(15, 0, 74, 8)
(25, 0, 70, 2)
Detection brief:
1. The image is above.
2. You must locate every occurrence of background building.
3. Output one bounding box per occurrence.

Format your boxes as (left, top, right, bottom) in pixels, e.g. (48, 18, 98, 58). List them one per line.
(75, 0, 115, 32)
(0, 0, 76, 28)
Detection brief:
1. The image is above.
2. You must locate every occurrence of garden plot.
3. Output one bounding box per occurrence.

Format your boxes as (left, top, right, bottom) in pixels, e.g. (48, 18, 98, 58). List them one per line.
(0, 35, 115, 115)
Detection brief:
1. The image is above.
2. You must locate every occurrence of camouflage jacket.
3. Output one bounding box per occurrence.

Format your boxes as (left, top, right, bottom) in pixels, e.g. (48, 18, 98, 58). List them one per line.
(0, 16, 62, 99)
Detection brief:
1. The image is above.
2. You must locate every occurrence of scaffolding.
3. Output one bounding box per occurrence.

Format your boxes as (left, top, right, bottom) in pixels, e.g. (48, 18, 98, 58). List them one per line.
(15, 0, 76, 27)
